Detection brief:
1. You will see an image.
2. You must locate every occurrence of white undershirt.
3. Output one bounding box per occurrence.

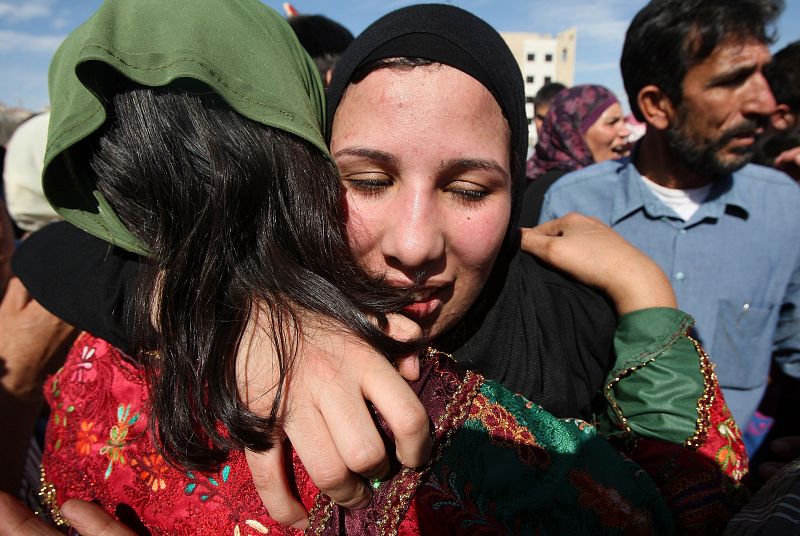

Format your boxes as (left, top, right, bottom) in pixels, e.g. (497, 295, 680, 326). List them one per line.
(640, 175, 713, 222)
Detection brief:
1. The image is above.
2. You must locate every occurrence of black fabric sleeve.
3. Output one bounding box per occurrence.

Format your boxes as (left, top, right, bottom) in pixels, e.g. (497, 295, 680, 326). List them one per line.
(539, 266, 618, 419)
(11, 222, 139, 355)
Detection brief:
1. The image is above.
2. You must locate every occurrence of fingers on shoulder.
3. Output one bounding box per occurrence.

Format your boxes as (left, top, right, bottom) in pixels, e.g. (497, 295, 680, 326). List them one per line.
(560, 211, 605, 228)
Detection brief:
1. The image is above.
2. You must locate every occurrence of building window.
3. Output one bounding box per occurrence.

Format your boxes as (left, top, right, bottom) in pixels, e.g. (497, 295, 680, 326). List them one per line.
(525, 75, 534, 84)
(527, 53, 535, 61)
(525, 96, 535, 103)
(562, 48, 568, 61)
(545, 53, 553, 62)
(544, 76, 552, 84)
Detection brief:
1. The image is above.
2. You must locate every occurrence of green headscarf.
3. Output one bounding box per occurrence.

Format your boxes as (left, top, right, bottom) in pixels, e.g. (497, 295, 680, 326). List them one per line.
(43, 0, 328, 254)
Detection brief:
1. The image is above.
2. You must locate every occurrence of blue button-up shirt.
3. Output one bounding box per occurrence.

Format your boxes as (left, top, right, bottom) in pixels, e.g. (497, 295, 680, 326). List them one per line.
(539, 158, 800, 425)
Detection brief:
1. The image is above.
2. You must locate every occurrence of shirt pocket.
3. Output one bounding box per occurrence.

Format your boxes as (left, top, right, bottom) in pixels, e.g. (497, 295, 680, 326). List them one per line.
(711, 299, 777, 390)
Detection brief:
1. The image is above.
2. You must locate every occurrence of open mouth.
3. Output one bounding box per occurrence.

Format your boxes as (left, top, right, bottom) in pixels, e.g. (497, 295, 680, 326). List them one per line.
(401, 287, 444, 320)
(612, 142, 632, 155)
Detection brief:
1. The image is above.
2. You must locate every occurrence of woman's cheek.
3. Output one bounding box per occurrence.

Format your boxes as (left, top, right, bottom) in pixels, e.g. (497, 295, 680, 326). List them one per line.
(345, 206, 382, 271)
(454, 207, 509, 268)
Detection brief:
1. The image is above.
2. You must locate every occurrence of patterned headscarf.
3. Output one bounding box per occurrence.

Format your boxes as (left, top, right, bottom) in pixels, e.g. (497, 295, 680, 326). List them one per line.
(525, 84, 618, 179)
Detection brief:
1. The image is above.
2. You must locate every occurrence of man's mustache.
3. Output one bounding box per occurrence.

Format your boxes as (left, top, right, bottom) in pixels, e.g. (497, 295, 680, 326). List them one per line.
(718, 118, 768, 146)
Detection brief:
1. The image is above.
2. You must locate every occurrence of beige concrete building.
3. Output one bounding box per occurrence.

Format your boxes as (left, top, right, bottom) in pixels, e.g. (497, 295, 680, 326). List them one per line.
(501, 28, 576, 142)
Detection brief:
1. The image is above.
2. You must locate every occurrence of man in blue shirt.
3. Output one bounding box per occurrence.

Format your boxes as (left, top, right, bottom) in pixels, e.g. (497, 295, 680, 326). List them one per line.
(539, 0, 800, 429)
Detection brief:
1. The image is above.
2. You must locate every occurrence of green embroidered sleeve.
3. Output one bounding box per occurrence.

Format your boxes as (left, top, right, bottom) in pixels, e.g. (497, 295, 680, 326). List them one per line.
(596, 307, 706, 444)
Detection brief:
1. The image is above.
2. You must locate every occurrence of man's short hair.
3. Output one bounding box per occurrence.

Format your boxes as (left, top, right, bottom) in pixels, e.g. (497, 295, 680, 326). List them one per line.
(533, 82, 567, 108)
(765, 40, 800, 113)
(621, 0, 783, 121)
(287, 15, 354, 76)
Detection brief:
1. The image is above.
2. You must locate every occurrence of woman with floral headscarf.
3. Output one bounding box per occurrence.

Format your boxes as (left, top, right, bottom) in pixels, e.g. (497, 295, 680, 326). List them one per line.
(521, 85, 632, 225)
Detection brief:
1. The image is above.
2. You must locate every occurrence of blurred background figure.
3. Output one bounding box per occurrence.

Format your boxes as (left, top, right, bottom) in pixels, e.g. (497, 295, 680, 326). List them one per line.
(532, 81, 567, 137)
(0, 108, 25, 293)
(286, 8, 354, 86)
(754, 40, 800, 181)
(0, 106, 33, 205)
(624, 113, 647, 146)
(0, 111, 74, 504)
(3, 112, 61, 236)
(521, 84, 629, 225)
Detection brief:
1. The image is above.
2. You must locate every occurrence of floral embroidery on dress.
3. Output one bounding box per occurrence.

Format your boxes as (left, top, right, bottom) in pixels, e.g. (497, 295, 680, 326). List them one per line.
(425, 465, 502, 532)
(98, 404, 140, 479)
(42, 334, 676, 535)
(715, 416, 746, 481)
(76, 420, 98, 456)
(48, 372, 74, 452)
(131, 453, 169, 492)
(469, 392, 550, 469)
(570, 469, 654, 532)
(70, 345, 96, 383)
(184, 464, 231, 502)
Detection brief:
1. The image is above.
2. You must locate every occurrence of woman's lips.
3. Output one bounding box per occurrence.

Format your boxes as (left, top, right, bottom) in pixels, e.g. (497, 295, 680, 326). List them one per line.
(401, 288, 443, 320)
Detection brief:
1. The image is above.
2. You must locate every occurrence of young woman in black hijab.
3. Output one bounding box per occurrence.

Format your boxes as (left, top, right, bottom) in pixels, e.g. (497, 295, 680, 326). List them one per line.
(326, 5, 617, 419)
(325, 2, 709, 433)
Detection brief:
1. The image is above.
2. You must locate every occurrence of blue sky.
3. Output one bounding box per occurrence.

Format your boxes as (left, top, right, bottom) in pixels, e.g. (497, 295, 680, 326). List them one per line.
(1, 0, 799, 111)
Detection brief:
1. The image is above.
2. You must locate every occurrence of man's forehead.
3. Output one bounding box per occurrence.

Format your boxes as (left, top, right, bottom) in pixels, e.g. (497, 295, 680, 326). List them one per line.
(696, 37, 771, 70)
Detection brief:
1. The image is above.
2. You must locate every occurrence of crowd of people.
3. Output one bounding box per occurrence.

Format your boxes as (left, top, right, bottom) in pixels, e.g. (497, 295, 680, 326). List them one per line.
(0, 0, 798, 534)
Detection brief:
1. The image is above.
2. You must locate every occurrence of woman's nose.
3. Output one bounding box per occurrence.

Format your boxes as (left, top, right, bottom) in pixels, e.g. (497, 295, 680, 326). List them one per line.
(381, 189, 445, 272)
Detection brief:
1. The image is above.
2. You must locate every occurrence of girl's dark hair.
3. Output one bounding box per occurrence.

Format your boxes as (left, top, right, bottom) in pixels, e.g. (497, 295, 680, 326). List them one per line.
(90, 85, 416, 471)
(621, 0, 783, 121)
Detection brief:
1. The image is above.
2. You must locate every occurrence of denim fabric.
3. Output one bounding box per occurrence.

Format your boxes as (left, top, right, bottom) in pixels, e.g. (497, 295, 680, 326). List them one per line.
(540, 158, 800, 426)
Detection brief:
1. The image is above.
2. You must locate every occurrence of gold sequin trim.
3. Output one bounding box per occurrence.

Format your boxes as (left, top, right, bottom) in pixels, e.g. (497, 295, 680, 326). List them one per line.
(38, 465, 67, 526)
(423, 346, 456, 364)
(375, 361, 482, 536)
(304, 492, 334, 535)
(684, 334, 716, 449)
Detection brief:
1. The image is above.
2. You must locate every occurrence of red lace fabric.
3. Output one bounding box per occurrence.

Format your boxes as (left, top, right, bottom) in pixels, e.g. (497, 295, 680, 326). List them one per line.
(39, 333, 478, 535)
(42, 333, 308, 534)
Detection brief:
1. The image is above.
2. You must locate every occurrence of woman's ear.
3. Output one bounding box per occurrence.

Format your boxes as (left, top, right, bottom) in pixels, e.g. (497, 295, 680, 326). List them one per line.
(771, 103, 797, 132)
(637, 84, 674, 131)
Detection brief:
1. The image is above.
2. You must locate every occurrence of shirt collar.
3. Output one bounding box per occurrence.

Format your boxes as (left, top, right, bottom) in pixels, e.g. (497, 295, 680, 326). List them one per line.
(610, 153, 750, 225)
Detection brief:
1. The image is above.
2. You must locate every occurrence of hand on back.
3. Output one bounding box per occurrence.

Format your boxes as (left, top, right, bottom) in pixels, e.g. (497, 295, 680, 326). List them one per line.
(521, 213, 677, 315)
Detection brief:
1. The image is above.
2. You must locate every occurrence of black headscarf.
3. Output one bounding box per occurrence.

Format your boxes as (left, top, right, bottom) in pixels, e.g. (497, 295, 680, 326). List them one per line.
(326, 4, 616, 418)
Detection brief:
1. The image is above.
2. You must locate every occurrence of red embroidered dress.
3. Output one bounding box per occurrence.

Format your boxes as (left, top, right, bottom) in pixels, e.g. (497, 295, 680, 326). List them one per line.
(42, 333, 680, 535)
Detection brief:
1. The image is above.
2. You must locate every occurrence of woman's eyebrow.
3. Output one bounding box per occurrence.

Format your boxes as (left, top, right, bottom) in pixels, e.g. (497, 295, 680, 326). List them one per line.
(440, 157, 510, 180)
(333, 146, 399, 165)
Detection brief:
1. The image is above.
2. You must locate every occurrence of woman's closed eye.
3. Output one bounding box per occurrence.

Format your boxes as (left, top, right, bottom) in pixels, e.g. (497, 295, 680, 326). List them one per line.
(445, 181, 490, 206)
(343, 174, 393, 197)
